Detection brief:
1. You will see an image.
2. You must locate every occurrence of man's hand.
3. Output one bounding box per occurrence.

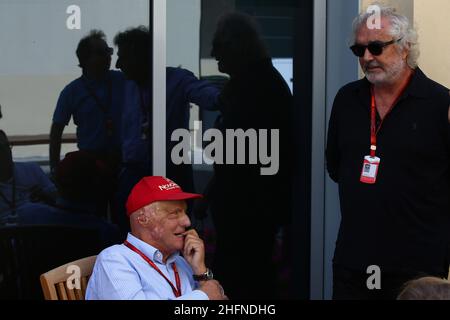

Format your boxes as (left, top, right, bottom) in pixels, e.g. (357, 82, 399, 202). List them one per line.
(198, 280, 228, 300)
(182, 229, 206, 275)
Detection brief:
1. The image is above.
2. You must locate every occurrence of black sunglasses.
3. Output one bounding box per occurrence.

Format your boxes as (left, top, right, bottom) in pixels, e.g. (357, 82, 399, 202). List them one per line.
(350, 38, 402, 57)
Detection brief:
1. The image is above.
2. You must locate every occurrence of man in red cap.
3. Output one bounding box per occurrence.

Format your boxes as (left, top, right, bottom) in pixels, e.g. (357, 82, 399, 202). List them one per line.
(86, 176, 227, 300)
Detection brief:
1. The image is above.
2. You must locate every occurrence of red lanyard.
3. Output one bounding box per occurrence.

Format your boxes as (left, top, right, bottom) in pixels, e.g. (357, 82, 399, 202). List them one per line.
(369, 92, 380, 157)
(369, 77, 412, 157)
(124, 240, 182, 298)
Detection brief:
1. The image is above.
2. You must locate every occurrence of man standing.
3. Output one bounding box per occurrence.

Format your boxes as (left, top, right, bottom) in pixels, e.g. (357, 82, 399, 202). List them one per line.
(326, 6, 450, 299)
(86, 176, 227, 300)
(50, 30, 126, 173)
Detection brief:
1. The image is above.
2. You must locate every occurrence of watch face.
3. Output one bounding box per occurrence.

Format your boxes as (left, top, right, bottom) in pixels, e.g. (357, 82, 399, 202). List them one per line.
(194, 268, 214, 281)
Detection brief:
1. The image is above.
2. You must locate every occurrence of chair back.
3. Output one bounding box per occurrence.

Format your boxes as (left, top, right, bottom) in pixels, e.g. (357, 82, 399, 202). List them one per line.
(40, 255, 96, 300)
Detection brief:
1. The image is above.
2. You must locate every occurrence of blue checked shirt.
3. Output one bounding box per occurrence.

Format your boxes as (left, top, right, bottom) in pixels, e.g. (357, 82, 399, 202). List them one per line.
(85, 233, 209, 300)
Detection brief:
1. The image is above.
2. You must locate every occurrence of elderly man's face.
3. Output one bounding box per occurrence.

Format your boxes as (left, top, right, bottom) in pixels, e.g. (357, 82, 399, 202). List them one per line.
(355, 17, 408, 85)
(144, 200, 191, 256)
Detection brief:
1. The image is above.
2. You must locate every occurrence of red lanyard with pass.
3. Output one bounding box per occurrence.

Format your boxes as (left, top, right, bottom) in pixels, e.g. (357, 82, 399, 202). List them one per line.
(124, 240, 182, 297)
(361, 76, 411, 184)
(369, 76, 412, 157)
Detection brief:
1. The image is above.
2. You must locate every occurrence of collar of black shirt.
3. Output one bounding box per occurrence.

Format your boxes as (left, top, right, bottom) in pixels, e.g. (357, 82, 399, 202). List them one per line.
(357, 67, 432, 105)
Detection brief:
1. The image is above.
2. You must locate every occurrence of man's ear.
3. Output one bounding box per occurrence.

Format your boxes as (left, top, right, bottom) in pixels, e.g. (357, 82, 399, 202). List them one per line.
(137, 210, 150, 225)
(401, 42, 411, 61)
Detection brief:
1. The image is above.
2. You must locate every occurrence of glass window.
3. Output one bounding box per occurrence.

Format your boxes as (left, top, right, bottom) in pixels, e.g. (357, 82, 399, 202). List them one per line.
(165, 0, 296, 299)
(0, 0, 149, 163)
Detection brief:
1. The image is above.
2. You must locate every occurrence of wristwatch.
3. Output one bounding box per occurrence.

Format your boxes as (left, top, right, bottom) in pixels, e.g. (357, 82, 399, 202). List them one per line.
(193, 268, 214, 281)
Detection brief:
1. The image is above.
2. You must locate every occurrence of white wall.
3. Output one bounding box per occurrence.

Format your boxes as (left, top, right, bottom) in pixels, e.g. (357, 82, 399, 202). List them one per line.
(415, 0, 450, 87)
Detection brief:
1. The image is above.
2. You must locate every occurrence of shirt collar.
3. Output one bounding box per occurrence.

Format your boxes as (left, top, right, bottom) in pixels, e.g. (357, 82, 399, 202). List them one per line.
(125, 233, 180, 265)
(403, 67, 431, 99)
(81, 71, 110, 85)
(356, 67, 431, 106)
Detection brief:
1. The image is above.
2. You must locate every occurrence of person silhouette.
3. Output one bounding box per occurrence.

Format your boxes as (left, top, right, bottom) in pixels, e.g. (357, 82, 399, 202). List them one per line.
(208, 12, 292, 299)
(114, 26, 152, 236)
(50, 30, 126, 221)
(166, 66, 220, 194)
(50, 30, 126, 174)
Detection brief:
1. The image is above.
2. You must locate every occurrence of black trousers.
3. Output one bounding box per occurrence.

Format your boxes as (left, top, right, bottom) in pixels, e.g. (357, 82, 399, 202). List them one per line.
(332, 264, 446, 300)
(211, 202, 279, 300)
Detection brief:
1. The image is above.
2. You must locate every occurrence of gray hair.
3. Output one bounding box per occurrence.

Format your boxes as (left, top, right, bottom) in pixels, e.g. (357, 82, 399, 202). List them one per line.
(351, 4, 419, 69)
(397, 277, 450, 300)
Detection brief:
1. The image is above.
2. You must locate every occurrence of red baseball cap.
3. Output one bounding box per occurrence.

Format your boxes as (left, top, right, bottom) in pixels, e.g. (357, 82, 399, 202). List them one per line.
(126, 176, 202, 216)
